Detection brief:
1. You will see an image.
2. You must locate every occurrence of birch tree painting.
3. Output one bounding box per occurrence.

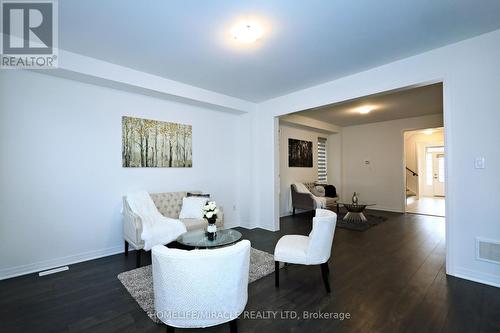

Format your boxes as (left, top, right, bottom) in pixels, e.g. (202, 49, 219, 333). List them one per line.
(122, 116, 192, 167)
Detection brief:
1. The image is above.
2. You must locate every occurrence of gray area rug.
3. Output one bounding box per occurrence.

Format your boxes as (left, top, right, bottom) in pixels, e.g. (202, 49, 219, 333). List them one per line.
(118, 247, 280, 323)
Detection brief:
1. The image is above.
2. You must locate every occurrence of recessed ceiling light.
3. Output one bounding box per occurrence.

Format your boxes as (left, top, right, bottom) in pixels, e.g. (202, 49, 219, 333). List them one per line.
(231, 21, 263, 44)
(422, 129, 434, 135)
(357, 106, 372, 114)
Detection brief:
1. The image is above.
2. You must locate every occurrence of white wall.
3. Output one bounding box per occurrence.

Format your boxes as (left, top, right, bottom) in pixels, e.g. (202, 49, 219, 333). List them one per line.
(1, 26, 500, 290)
(278, 124, 325, 216)
(341, 114, 443, 212)
(0, 70, 241, 279)
(254, 29, 500, 287)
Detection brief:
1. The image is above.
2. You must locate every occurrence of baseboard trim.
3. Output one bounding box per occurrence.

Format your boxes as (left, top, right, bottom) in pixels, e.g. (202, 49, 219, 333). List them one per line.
(281, 206, 404, 216)
(238, 225, 258, 230)
(0, 245, 123, 281)
(368, 206, 404, 213)
(238, 220, 258, 229)
(452, 267, 500, 288)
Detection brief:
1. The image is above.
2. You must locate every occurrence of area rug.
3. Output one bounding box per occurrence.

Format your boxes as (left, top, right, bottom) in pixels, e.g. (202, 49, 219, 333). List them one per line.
(117, 247, 280, 323)
(336, 212, 388, 231)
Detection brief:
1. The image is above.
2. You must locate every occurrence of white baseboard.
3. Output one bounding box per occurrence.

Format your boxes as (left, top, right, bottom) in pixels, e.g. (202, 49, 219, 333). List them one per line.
(281, 206, 403, 216)
(368, 206, 404, 213)
(259, 225, 279, 232)
(452, 267, 500, 288)
(238, 219, 258, 229)
(238, 224, 258, 230)
(0, 245, 123, 281)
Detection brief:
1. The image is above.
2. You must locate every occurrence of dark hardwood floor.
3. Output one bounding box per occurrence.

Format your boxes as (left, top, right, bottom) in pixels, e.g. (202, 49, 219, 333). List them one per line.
(1, 211, 500, 333)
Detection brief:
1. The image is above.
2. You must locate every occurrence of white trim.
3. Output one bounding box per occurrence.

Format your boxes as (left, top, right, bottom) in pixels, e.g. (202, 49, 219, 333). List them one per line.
(368, 206, 405, 214)
(38, 266, 69, 277)
(453, 267, 500, 288)
(259, 224, 278, 232)
(237, 224, 258, 230)
(442, 77, 454, 276)
(0, 245, 123, 281)
(271, 77, 454, 278)
(273, 117, 281, 231)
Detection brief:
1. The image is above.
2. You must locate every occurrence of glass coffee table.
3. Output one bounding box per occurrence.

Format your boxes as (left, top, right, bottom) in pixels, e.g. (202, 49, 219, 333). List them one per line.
(176, 229, 242, 249)
(337, 202, 375, 223)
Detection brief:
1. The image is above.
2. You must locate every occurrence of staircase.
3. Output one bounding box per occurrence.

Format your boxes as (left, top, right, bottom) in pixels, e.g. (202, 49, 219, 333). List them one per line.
(406, 167, 418, 198)
(406, 188, 417, 198)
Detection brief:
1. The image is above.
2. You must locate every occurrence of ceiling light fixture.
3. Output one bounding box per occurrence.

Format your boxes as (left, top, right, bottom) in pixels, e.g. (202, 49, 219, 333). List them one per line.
(231, 21, 263, 44)
(357, 106, 372, 114)
(422, 129, 434, 135)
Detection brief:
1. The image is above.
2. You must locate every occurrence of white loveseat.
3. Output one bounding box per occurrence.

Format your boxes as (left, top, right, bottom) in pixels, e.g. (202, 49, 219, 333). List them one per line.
(122, 191, 224, 258)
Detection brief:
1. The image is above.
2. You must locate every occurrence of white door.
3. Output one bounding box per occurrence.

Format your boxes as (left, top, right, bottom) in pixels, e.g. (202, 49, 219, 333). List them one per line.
(432, 152, 445, 196)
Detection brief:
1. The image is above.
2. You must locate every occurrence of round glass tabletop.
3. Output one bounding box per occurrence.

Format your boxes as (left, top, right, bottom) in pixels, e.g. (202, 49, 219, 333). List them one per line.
(176, 228, 242, 249)
(337, 201, 375, 206)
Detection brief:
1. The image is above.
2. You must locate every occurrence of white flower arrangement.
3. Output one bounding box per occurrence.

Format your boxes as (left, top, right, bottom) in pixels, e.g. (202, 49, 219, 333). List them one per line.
(203, 201, 218, 221)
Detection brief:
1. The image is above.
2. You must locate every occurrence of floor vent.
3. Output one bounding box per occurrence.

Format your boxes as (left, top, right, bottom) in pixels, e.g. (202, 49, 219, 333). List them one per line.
(38, 266, 69, 277)
(476, 238, 500, 264)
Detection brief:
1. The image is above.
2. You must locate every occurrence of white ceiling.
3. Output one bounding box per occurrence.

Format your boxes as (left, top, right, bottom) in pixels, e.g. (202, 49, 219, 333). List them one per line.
(59, 1, 500, 102)
(405, 127, 444, 140)
(292, 83, 443, 127)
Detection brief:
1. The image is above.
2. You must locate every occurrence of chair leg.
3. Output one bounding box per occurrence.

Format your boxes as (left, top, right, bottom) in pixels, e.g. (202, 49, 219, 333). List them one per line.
(166, 325, 175, 333)
(124, 241, 129, 256)
(293, 207, 296, 215)
(275, 261, 280, 288)
(229, 318, 238, 333)
(136, 249, 142, 268)
(320, 263, 331, 293)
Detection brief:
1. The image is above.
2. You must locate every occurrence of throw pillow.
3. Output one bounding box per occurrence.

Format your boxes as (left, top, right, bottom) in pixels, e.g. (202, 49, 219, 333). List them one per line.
(311, 185, 326, 197)
(187, 192, 210, 198)
(324, 185, 337, 198)
(179, 197, 208, 219)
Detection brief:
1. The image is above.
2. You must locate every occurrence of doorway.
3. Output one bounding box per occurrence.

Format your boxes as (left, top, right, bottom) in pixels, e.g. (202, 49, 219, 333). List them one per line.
(404, 128, 445, 216)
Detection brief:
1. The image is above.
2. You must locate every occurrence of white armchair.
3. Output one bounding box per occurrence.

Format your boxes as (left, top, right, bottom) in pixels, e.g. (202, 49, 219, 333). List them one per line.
(274, 209, 337, 293)
(152, 240, 251, 333)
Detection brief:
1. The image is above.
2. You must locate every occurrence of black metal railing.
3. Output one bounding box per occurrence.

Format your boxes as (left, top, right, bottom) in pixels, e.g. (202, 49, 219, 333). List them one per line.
(405, 167, 418, 177)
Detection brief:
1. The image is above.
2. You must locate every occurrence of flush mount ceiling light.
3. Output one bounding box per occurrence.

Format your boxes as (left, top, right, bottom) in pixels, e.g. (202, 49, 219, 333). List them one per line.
(422, 129, 434, 135)
(357, 106, 373, 114)
(231, 21, 263, 44)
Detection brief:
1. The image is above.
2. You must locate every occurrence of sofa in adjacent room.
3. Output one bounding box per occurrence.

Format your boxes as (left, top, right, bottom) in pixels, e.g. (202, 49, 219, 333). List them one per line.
(291, 182, 339, 215)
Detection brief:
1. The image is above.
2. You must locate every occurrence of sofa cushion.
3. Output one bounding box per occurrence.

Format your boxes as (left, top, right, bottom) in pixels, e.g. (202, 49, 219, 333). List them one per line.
(325, 197, 338, 210)
(179, 197, 208, 219)
(303, 182, 316, 191)
(311, 185, 325, 197)
(180, 218, 224, 231)
(324, 185, 337, 198)
(187, 192, 210, 198)
(180, 218, 207, 231)
(150, 192, 187, 218)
